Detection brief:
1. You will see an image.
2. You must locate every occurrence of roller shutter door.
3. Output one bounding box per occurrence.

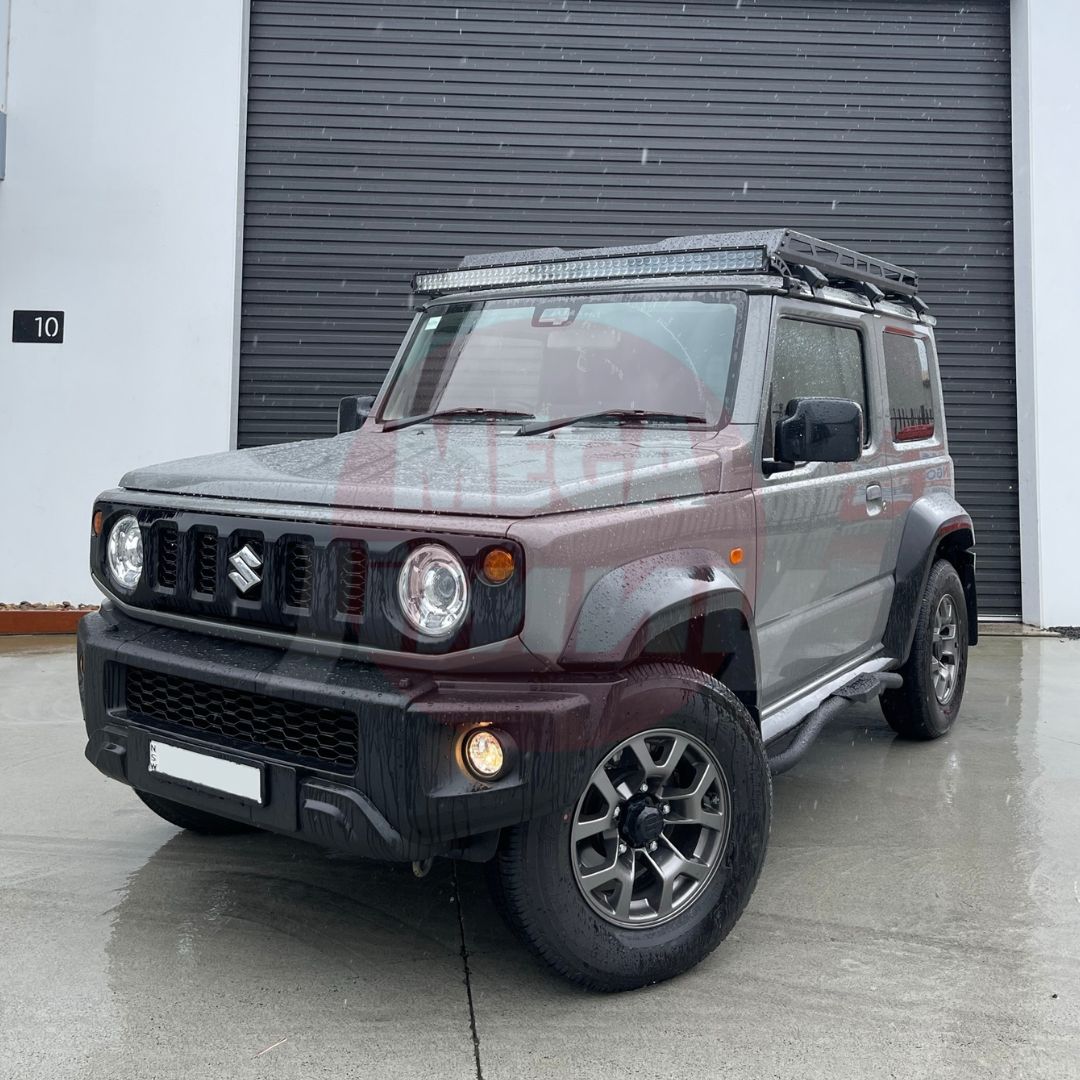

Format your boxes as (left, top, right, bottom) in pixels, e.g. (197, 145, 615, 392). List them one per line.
(241, 0, 1018, 614)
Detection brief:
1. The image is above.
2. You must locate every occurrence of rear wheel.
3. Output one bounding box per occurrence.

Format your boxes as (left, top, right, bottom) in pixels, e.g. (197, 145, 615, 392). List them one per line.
(488, 662, 771, 991)
(134, 789, 257, 835)
(881, 559, 969, 740)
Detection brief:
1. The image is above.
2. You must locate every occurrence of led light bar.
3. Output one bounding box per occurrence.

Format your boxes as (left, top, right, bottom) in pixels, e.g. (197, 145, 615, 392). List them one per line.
(413, 246, 768, 295)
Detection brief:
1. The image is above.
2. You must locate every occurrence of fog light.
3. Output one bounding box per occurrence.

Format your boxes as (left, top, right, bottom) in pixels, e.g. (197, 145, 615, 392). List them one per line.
(463, 728, 507, 780)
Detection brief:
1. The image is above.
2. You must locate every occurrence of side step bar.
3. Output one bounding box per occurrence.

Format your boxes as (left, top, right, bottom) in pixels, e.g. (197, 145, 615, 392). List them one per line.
(767, 671, 903, 776)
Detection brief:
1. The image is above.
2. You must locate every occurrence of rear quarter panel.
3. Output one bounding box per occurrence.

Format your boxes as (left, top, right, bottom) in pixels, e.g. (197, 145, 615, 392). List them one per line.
(880, 322, 957, 520)
(879, 321, 977, 656)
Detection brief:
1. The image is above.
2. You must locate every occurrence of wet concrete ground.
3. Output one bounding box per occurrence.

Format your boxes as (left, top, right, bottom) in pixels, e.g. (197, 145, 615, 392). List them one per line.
(1, 634, 1078, 1079)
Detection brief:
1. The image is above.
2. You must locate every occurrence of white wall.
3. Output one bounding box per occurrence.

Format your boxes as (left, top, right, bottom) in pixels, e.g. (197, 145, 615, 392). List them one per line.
(0, 0, 246, 604)
(1, 0, 11, 178)
(1012, 0, 1080, 628)
(0, 0, 9, 100)
(1, 0, 10, 112)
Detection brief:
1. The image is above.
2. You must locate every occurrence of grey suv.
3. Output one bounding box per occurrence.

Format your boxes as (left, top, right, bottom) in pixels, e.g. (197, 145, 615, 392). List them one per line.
(79, 230, 977, 990)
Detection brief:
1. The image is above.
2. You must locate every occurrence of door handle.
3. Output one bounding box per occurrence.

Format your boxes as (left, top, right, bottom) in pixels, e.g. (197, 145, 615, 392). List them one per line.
(865, 483, 885, 515)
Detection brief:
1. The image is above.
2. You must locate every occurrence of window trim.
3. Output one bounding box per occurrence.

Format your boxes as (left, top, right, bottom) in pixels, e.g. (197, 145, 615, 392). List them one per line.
(760, 313, 873, 467)
(882, 325, 937, 445)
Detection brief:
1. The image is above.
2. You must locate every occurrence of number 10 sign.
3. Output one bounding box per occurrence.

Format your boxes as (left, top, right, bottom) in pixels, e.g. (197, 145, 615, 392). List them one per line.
(12, 310, 65, 343)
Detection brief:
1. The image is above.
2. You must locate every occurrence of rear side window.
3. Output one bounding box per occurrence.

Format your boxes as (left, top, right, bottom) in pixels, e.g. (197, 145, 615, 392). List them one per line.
(883, 329, 935, 442)
(763, 318, 868, 458)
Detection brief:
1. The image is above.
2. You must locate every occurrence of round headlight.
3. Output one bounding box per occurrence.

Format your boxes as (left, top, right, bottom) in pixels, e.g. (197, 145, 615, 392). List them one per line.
(106, 515, 144, 592)
(397, 543, 469, 638)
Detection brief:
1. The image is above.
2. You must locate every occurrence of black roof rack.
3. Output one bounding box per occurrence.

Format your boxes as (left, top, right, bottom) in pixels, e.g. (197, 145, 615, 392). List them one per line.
(770, 230, 918, 298)
(415, 228, 920, 302)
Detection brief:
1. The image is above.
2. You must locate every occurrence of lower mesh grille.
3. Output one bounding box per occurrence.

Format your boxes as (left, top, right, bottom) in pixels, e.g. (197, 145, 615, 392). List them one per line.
(125, 666, 358, 772)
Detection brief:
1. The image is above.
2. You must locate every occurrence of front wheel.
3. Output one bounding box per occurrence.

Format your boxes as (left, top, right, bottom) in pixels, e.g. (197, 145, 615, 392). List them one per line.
(488, 663, 772, 991)
(881, 559, 969, 740)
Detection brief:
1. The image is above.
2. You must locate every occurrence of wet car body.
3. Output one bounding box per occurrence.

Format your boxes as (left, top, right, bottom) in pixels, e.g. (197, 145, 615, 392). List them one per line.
(79, 230, 978, 988)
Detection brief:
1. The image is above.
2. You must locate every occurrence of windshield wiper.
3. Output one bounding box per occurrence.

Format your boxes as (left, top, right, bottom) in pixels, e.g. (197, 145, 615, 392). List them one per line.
(517, 409, 708, 437)
(382, 407, 535, 433)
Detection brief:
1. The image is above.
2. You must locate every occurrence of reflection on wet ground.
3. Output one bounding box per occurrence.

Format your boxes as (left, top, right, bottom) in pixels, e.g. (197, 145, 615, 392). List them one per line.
(1, 635, 1078, 1078)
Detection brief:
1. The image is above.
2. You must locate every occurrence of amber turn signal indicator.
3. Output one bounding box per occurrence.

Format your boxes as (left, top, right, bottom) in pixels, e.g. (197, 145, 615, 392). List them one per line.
(481, 547, 515, 584)
(729, 547, 744, 566)
(92, 510, 104, 537)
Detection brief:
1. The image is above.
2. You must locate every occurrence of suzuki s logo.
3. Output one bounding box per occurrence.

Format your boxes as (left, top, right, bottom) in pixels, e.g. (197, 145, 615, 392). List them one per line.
(228, 544, 262, 594)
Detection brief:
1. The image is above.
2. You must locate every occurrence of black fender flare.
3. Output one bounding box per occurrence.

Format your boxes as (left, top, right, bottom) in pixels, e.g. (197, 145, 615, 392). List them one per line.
(883, 495, 978, 662)
(560, 549, 758, 711)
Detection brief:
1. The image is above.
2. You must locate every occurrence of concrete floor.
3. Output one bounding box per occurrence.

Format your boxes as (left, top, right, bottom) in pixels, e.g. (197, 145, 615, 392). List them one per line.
(1, 636, 1078, 1080)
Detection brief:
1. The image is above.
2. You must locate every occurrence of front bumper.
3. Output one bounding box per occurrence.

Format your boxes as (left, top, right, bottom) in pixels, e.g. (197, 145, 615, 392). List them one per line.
(79, 605, 621, 862)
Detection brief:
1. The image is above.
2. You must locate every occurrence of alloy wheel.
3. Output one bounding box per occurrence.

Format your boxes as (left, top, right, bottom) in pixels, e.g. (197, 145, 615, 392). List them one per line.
(570, 728, 730, 928)
(931, 594, 960, 705)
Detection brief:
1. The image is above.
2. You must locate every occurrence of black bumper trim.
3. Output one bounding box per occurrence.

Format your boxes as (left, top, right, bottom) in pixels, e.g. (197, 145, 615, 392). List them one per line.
(79, 606, 621, 862)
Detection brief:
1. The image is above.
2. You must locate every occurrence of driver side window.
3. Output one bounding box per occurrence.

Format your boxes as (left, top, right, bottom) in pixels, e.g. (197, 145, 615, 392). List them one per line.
(762, 318, 868, 459)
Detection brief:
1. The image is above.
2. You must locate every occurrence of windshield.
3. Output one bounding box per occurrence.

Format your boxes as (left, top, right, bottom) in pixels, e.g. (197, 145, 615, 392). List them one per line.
(379, 291, 745, 428)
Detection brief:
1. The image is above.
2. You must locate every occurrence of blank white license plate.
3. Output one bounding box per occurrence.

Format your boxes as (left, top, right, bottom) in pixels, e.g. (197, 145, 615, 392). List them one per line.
(148, 740, 263, 804)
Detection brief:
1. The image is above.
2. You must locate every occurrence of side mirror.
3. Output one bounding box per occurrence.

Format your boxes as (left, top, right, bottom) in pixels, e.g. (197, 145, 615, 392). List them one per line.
(337, 395, 375, 434)
(775, 397, 862, 464)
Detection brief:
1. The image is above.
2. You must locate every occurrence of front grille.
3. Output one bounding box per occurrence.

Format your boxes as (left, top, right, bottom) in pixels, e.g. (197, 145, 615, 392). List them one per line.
(125, 666, 358, 772)
(337, 541, 367, 616)
(96, 502, 524, 651)
(124, 521, 370, 635)
(154, 525, 178, 590)
(284, 539, 314, 610)
(193, 529, 218, 595)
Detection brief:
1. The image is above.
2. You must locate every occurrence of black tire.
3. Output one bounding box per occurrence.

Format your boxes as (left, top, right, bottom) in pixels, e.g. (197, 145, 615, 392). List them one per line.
(488, 662, 772, 992)
(134, 789, 258, 836)
(881, 559, 969, 740)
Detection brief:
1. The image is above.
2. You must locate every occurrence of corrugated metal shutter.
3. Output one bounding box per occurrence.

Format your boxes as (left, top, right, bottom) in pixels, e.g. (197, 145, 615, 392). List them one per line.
(241, 0, 1018, 615)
